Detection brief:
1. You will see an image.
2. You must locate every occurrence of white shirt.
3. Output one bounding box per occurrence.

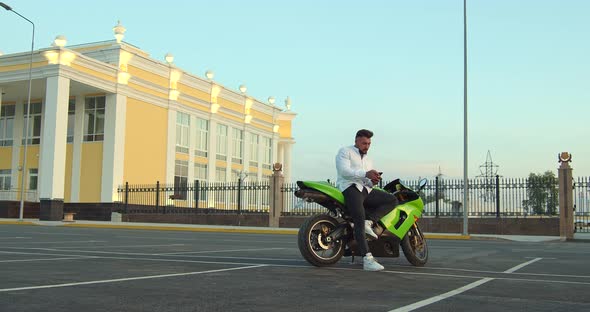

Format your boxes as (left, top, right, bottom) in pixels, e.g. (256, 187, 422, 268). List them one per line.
(335, 145, 375, 192)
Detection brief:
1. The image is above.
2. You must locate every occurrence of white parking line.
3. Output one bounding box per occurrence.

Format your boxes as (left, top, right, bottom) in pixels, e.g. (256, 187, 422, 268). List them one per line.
(0, 237, 31, 240)
(157, 247, 286, 255)
(0, 250, 99, 257)
(43, 244, 186, 250)
(388, 278, 494, 312)
(0, 247, 288, 257)
(0, 256, 99, 263)
(388, 258, 544, 312)
(503, 257, 542, 273)
(0, 240, 106, 245)
(0, 265, 266, 293)
(386, 263, 590, 279)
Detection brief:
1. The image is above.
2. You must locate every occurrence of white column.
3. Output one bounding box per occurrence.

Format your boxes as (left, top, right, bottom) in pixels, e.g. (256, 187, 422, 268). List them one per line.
(284, 142, 293, 182)
(101, 94, 127, 202)
(277, 143, 285, 168)
(69, 95, 84, 202)
(38, 76, 70, 200)
(272, 134, 279, 168)
(207, 118, 218, 182)
(188, 115, 197, 183)
(257, 136, 264, 181)
(166, 109, 177, 185)
(226, 126, 234, 181)
(243, 129, 250, 174)
(11, 100, 23, 190)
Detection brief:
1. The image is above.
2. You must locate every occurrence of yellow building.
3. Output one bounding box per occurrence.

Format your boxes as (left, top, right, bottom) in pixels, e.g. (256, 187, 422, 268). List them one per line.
(0, 22, 296, 217)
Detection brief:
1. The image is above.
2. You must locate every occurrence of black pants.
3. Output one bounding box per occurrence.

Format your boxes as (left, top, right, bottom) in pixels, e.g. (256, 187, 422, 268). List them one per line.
(343, 185, 398, 256)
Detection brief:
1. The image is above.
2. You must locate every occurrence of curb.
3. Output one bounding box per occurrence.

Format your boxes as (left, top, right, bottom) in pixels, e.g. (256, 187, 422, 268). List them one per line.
(0, 220, 37, 226)
(425, 234, 471, 240)
(2, 220, 468, 239)
(62, 223, 299, 235)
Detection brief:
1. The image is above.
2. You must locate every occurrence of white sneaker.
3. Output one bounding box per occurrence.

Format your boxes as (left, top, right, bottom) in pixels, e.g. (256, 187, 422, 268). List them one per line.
(364, 220, 378, 239)
(363, 253, 384, 271)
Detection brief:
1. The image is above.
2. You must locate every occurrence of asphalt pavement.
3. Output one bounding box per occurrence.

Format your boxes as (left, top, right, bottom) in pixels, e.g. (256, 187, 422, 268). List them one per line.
(2, 218, 588, 242)
(1, 221, 589, 311)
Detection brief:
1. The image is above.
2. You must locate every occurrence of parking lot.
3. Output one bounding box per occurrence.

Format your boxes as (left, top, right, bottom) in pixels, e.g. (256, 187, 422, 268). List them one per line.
(1, 223, 589, 311)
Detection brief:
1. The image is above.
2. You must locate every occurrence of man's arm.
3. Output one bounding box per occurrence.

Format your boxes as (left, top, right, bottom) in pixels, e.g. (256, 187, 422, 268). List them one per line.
(335, 148, 366, 179)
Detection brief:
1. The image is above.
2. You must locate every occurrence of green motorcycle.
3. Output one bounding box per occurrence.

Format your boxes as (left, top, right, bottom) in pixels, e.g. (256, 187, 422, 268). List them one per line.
(295, 178, 428, 267)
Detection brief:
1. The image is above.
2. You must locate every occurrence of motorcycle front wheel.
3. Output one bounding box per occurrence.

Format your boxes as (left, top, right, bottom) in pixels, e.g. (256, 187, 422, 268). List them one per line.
(297, 214, 344, 267)
(401, 223, 428, 267)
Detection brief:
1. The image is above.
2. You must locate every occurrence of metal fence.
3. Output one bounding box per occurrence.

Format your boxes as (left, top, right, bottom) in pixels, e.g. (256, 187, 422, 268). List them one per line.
(116, 180, 270, 214)
(0, 189, 39, 202)
(574, 176, 590, 232)
(281, 176, 567, 218)
(417, 176, 559, 217)
(116, 176, 589, 223)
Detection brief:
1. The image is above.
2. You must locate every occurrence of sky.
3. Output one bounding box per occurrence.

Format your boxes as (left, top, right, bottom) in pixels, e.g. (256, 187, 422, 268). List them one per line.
(1, 0, 589, 182)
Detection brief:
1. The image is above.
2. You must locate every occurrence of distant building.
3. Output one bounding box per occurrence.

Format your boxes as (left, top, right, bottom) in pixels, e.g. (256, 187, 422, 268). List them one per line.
(0, 22, 296, 211)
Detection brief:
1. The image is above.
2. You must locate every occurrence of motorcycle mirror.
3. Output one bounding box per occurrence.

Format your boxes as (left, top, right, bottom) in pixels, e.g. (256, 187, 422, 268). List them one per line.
(418, 178, 428, 191)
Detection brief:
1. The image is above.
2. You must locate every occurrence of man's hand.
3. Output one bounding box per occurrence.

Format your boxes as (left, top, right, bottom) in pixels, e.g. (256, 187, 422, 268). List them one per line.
(365, 170, 381, 185)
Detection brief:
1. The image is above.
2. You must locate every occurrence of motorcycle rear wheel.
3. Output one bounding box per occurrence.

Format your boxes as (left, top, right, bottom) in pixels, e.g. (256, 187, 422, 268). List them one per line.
(401, 223, 428, 267)
(297, 214, 345, 267)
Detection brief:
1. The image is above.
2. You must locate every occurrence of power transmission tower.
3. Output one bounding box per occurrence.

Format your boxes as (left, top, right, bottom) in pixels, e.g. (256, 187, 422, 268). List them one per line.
(476, 150, 500, 202)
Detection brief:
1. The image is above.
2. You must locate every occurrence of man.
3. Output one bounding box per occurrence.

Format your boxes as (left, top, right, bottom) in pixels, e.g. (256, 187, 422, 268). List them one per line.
(335, 129, 397, 271)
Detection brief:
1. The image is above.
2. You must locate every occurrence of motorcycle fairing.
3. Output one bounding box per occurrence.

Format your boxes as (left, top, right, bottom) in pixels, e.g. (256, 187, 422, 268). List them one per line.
(379, 197, 424, 239)
(300, 181, 345, 205)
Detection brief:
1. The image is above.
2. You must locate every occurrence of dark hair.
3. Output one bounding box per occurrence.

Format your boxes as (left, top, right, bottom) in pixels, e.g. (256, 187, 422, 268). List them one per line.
(355, 129, 373, 139)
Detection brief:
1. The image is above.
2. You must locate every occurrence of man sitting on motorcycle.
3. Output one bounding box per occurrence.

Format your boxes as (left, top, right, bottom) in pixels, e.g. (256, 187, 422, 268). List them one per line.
(335, 129, 398, 271)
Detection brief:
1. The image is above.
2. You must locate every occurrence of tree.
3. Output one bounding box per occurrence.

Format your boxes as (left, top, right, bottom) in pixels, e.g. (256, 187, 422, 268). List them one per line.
(522, 171, 558, 215)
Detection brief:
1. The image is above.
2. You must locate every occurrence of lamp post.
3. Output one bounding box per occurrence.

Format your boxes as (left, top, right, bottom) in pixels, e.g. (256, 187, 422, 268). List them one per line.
(1, 2, 35, 221)
(462, 0, 469, 235)
(236, 171, 248, 225)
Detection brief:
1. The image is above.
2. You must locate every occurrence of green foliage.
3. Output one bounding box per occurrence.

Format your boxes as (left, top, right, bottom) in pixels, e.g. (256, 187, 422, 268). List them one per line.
(522, 171, 558, 215)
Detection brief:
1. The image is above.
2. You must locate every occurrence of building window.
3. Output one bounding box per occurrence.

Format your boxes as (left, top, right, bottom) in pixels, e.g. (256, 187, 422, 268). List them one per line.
(215, 167, 226, 182)
(84, 96, 105, 142)
(249, 133, 259, 167)
(66, 99, 75, 143)
(28, 168, 38, 190)
(262, 137, 272, 170)
(22, 102, 42, 145)
(194, 163, 208, 182)
(0, 105, 15, 147)
(231, 128, 243, 164)
(195, 118, 208, 157)
(0, 169, 11, 190)
(216, 124, 228, 161)
(174, 160, 188, 199)
(175, 112, 190, 154)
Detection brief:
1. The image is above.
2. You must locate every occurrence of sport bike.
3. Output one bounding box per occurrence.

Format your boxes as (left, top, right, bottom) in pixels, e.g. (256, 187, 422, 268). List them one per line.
(294, 178, 428, 267)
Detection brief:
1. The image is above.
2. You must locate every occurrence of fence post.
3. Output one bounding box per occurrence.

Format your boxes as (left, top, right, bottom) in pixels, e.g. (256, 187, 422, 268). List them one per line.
(435, 176, 440, 218)
(495, 175, 500, 218)
(194, 180, 199, 210)
(155, 181, 160, 213)
(269, 163, 284, 228)
(558, 152, 574, 241)
(124, 182, 129, 214)
(237, 177, 243, 215)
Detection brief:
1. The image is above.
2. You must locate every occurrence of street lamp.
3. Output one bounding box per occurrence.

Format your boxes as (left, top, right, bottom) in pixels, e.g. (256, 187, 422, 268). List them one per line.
(1, 2, 35, 221)
(239, 84, 247, 94)
(462, 0, 469, 235)
(205, 70, 214, 81)
(237, 171, 248, 217)
(164, 53, 174, 65)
